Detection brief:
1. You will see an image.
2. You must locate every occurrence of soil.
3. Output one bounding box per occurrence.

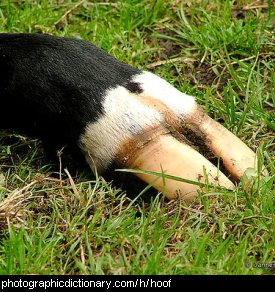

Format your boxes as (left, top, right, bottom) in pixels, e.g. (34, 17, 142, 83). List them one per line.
(145, 28, 182, 63)
(148, 33, 231, 91)
(158, 39, 181, 59)
(184, 61, 231, 91)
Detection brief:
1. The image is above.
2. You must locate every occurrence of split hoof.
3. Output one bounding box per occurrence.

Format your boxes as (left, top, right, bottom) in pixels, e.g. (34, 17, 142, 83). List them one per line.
(127, 133, 235, 201)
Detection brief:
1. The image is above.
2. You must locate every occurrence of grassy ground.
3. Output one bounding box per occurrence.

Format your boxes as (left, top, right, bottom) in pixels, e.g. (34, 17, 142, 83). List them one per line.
(0, 0, 274, 275)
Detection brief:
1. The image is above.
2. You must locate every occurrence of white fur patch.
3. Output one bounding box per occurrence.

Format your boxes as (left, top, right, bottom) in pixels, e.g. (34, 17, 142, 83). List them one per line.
(80, 86, 163, 172)
(133, 71, 197, 118)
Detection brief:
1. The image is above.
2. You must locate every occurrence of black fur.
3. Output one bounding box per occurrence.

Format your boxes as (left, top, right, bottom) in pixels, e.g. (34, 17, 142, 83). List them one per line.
(0, 33, 142, 153)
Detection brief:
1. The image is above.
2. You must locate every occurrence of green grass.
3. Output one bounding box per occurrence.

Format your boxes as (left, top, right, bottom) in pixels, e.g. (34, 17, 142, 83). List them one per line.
(0, 0, 274, 275)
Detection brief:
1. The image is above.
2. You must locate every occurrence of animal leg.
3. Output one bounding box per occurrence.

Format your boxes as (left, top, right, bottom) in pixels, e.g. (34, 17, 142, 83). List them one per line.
(79, 77, 243, 201)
